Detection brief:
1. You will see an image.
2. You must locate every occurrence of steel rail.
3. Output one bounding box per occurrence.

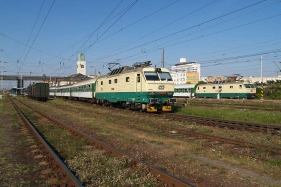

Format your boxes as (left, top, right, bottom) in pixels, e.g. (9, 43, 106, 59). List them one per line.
(186, 103, 281, 112)
(152, 123, 281, 155)
(17, 100, 195, 187)
(12, 101, 83, 187)
(164, 113, 281, 135)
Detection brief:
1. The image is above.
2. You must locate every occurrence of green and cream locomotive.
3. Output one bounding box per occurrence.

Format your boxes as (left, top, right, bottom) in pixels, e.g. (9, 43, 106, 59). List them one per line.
(195, 82, 256, 99)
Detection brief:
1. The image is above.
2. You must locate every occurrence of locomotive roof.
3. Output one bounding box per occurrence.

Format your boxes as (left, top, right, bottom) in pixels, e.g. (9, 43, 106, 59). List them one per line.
(107, 61, 154, 76)
(199, 82, 253, 86)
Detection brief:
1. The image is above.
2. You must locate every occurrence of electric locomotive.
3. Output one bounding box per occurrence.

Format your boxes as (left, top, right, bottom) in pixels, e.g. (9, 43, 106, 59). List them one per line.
(95, 61, 175, 112)
(195, 82, 256, 99)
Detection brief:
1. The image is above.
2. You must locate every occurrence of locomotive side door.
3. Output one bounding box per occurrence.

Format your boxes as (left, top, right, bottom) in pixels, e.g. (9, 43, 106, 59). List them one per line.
(136, 73, 142, 92)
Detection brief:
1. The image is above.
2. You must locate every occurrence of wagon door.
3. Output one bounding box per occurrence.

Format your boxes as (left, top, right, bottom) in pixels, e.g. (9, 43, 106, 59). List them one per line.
(136, 74, 142, 92)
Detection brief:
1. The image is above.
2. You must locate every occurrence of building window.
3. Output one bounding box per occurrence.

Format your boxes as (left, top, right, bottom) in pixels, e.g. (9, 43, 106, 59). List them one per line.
(109, 80, 111, 84)
(114, 79, 118, 83)
(81, 65, 84, 68)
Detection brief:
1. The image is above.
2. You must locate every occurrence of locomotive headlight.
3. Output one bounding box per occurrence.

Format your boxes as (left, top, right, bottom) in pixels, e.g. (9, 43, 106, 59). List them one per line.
(158, 85, 165, 90)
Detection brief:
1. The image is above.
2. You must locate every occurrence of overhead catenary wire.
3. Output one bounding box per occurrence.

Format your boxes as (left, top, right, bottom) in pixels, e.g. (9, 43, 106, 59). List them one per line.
(89, 0, 270, 63)
(1, 0, 280, 78)
(20, 0, 56, 72)
(19, 0, 46, 63)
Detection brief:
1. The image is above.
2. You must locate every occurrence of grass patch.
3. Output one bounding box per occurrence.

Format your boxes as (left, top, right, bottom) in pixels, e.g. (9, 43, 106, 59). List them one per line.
(67, 150, 160, 186)
(36, 124, 88, 160)
(268, 159, 281, 167)
(177, 106, 281, 125)
(18, 141, 35, 147)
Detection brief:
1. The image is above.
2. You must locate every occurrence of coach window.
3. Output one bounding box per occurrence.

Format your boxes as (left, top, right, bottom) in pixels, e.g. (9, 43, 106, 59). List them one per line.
(239, 85, 242, 89)
(230, 86, 233, 89)
(203, 87, 206, 89)
(109, 80, 111, 84)
(219, 86, 222, 89)
(101, 81, 103, 85)
(114, 79, 118, 83)
(137, 74, 140, 82)
(212, 86, 215, 89)
(126, 77, 130, 82)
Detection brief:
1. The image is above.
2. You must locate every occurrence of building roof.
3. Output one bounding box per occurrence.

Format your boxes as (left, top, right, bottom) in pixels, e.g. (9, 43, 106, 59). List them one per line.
(174, 62, 196, 66)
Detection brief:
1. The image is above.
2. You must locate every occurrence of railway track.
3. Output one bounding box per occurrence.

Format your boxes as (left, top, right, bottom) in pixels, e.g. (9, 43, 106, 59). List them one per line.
(56, 97, 281, 136)
(148, 118, 281, 159)
(185, 103, 281, 112)
(101, 111, 281, 161)
(163, 113, 281, 136)
(35, 98, 281, 160)
(12, 100, 83, 187)
(15, 99, 195, 187)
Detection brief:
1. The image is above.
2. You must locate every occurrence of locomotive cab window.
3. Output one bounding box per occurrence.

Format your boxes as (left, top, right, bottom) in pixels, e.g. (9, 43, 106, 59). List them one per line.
(144, 72, 159, 81)
(158, 72, 172, 81)
(244, 84, 255, 88)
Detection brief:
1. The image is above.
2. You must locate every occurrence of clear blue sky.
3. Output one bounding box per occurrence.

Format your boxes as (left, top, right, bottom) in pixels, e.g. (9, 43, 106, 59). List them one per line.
(1, 0, 281, 87)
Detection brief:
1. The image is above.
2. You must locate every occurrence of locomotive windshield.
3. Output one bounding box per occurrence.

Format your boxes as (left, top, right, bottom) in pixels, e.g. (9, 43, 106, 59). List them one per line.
(144, 71, 173, 81)
(244, 84, 255, 88)
(158, 72, 173, 81)
(144, 72, 160, 81)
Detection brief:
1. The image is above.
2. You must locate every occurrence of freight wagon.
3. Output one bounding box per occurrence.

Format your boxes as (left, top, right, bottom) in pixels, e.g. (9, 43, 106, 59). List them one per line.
(27, 83, 49, 101)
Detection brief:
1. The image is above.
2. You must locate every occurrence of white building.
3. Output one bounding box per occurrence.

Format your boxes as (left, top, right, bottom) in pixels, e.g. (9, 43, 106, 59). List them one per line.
(77, 53, 86, 75)
(171, 58, 201, 85)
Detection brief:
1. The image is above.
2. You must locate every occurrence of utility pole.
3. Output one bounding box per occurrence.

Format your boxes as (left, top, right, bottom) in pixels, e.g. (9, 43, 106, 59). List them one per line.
(260, 55, 264, 100)
(30, 72, 32, 85)
(162, 48, 164, 68)
(0, 49, 3, 94)
(1, 58, 3, 94)
(260, 55, 263, 84)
